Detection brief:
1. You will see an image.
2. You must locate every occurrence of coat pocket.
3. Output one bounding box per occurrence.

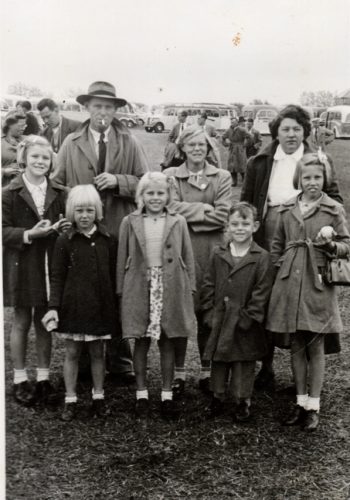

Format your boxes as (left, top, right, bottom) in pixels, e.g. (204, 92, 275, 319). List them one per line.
(178, 256, 187, 270)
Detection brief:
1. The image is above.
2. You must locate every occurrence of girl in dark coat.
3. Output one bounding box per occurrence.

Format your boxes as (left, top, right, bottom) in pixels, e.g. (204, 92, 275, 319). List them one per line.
(201, 202, 274, 421)
(2, 136, 70, 406)
(266, 153, 350, 431)
(43, 185, 117, 421)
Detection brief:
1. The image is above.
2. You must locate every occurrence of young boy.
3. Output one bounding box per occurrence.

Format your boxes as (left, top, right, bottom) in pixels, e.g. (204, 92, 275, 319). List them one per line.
(201, 202, 275, 421)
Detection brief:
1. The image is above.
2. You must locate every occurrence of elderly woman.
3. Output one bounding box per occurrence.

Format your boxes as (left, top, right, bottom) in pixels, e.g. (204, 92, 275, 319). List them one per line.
(241, 104, 343, 389)
(164, 126, 232, 394)
(1, 112, 27, 186)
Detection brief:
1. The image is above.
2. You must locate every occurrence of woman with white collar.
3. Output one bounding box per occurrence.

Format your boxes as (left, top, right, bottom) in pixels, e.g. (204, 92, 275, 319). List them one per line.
(241, 104, 343, 389)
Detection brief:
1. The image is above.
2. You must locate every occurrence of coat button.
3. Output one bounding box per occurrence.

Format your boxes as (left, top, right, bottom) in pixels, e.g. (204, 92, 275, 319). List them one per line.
(296, 269, 300, 274)
(224, 296, 229, 302)
(91, 242, 95, 247)
(168, 258, 173, 263)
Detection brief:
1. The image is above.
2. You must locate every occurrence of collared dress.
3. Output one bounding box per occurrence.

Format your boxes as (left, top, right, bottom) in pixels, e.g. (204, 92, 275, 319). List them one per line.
(266, 193, 350, 337)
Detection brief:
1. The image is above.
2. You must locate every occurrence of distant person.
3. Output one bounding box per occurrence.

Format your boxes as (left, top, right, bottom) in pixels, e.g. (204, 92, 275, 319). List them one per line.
(16, 100, 41, 135)
(197, 112, 221, 168)
(1, 111, 27, 186)
(241, 104, 343, 391)
(245, 118, 262, 158)
(37, 98, 80, 153)
(311, 118, 335, 151)
(222, 116, 251, 186)
(53, 80, 149, 385)
(160, 110, 188, 170)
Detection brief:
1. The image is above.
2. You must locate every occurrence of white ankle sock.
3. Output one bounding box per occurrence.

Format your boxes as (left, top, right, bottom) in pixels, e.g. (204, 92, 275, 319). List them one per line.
(65, 394, 77, 404)
(161, 390, 173, 402)
(37, 368, 50, 382)
(306, 397, 320, 412)
(296, 394, 309, 409)
(136, 389, 148, 400)
(14, 369, 27, 385)
(174, 368, 186, 381)
(200, 368, 211, 380)
(92, 389, 104, 400)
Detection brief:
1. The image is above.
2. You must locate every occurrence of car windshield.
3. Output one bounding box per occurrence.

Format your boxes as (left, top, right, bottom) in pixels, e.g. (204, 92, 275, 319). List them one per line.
(345, 114, 350, 123)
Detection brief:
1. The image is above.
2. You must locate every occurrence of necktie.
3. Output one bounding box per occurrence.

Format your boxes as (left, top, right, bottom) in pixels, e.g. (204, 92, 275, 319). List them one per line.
(97, 132, 106, 174)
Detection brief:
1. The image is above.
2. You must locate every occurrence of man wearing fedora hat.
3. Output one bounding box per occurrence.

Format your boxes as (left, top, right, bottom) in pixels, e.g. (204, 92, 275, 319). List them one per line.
(53, 81, 149, 385)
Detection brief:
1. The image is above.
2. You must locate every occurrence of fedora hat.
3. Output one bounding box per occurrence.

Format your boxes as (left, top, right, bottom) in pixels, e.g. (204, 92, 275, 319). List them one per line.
(76, 81, 127, 108)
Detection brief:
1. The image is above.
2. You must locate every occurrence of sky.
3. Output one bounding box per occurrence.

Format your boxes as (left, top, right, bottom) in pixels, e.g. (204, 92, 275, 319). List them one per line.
(1, 0, 350, 106)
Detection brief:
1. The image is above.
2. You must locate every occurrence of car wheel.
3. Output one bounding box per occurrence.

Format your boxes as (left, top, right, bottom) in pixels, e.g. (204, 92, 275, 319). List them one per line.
(138, 119, 144, 126)
(154, 122, 164, 133)
(127, 120, 135, 128)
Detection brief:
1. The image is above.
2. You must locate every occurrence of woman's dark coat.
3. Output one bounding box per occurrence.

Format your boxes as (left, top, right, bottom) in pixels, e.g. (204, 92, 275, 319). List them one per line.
(49, 226, 117, 336)
(2, 175, 66, 307)
(240, 140, 343, 246)
(201, 242, 275, 362)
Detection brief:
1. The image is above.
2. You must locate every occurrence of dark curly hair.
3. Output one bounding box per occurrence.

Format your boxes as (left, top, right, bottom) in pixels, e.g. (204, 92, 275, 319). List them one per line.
(269, 105, 311, 140)
(2, 111, 26, 135)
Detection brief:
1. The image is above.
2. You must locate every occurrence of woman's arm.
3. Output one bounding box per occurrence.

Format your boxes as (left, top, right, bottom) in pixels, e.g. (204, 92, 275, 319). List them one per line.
(116, 217, 130, 296)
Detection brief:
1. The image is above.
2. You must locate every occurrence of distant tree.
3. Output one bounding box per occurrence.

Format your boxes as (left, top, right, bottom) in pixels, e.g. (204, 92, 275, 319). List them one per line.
(7, 82, 44, 97)
(231, 102, 245, 114)
(250, 99, 263, 105)
(300, 90, 335, 107)
(64, 87, 85, 98)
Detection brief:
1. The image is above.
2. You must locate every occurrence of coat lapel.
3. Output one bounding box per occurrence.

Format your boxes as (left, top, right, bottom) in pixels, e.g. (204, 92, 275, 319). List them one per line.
(17, 184, 41, 219)
(217, 243, 261, 277)
(75, 128, 98, 173)
(162, 213, 179, 243)
(129, 214, 147, 259)
(43, 183, 59, 215)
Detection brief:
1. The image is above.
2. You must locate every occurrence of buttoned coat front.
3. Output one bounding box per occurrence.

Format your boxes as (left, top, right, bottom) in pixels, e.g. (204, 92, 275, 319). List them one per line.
(117, 210, 197, 339)
(266, 194, 350, 335)
(53, 119, 148, 240)
(164, 162, 232, 310)
(2, 175, 66, 307)
(201, 242, 275, 362)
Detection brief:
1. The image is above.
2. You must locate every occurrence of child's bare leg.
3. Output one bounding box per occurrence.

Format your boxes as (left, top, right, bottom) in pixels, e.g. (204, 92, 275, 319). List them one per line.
(133, 338, 151, 391)
(10, 307, 32, 369)
(158, 335, 175, 391)
(291, 334, 308, 396)
(34, 306, 52, 369)
(88, 340, 105, 393)
(64, 340, 83, 396)
(307, 335, 325, 399)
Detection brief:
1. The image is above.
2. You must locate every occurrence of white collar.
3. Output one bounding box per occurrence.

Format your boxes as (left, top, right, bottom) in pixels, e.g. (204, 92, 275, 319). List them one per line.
(274, 143, 304, 161)
(79, 224, 97, 238)
(22, 173, 48, 192)
(52, 116, 63, 131)
(89, 126, 111, 144)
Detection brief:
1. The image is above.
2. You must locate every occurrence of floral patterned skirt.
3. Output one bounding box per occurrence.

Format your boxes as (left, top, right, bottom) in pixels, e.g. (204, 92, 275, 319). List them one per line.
(145, 266, 163, 340)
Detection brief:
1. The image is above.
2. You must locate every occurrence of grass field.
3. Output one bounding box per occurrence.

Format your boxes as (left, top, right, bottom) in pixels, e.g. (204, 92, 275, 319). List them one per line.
(4, 131, 350, 499)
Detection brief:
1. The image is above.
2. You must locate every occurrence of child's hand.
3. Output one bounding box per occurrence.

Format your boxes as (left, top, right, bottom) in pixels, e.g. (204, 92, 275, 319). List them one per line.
(41, 310, 59, 332)
(315, 226, 336, 246)
(27, 220, 53, 240)
(51, 217, 72, 234)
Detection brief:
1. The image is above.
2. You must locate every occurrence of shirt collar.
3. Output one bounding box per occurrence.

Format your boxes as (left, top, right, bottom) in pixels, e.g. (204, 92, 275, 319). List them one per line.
(22, 173, 48, 192)
(89, 126, 111, 144)
(274, 143, 304, 161)
(79, 224, 97, 237)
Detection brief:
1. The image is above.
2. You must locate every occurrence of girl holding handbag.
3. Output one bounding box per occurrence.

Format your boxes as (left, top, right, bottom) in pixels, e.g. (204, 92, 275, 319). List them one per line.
(266, 152, 350, 431)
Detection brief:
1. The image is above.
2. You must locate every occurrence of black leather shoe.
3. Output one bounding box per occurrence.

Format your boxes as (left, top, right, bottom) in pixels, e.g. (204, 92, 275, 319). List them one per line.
(161, 399, 175, 419)
(172, 378, 185, 399)
(135, 398, 149, 418)
(61, 402, 77, 422)
(254, 368, 275, 391)
(35, 380, 60, 405)
(283, 405, 307, 426)
(303, 410, 320, 431)
(235, 401, 251, 422)
(199, 377, 212, 395)
(209, 397, 225, 417)
(13, 381, 36, 407)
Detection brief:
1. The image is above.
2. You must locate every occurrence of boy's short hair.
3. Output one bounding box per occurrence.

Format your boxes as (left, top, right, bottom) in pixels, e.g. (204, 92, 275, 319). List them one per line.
(293, 152, 333, 190)
(229, 201, 258, 221)
(66, 185, 103, 223)
(135, 171, 173, 210)
(17, 100, 32, 111)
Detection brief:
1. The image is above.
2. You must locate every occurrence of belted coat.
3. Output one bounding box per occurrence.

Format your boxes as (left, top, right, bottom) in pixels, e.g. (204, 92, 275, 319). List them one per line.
(117, 209, 197, 339)
(266, 194, 350, 334)
(201, 242, 275, 362)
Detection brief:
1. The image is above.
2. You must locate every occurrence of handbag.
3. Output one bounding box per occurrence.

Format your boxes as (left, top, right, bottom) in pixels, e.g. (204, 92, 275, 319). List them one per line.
(324, 255, 350, 286)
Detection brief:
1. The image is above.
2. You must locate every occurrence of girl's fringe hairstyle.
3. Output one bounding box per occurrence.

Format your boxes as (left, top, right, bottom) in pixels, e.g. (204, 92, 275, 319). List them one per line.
(135, 172, 173, 210)
(17, 135, 54, 172)
(66, 185, 103, 223)
(229, 201, 258, 221)
(293, 150, 333, 190)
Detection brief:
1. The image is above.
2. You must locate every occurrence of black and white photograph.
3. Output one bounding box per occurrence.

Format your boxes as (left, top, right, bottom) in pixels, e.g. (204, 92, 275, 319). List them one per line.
(1, 0, 350, 498)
